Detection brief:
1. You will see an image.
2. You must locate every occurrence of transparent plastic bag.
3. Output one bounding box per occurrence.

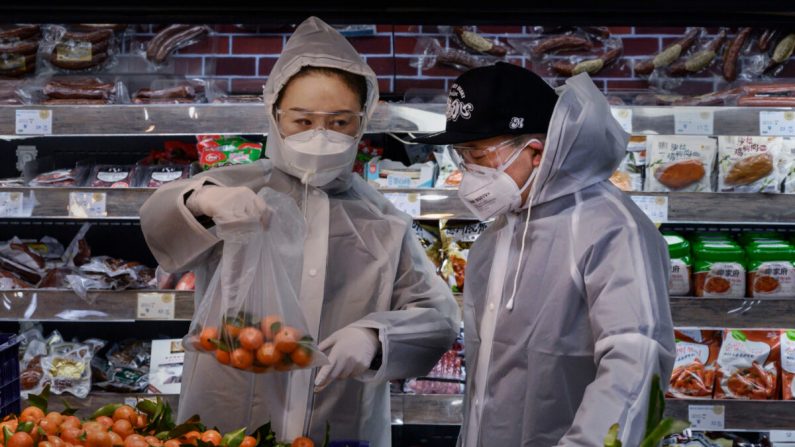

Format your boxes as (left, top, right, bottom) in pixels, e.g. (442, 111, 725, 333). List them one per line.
(184, 188, 327, 374)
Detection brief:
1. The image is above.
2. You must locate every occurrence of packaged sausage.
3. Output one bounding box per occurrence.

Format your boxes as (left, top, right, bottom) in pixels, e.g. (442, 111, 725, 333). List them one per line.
(0, 26, 39, 78)
(41, 25, 119, 73)
(89, 165, 136, 188)
(645, 135, 717, 192)
(667, 329, 721, 399)
(715, 329, 779, 400)
(664, 233, 692, 296)
(745, 241, 795, 298)
(143, 24, 211, 67)
(138, 164, 190, 188)
(718, 136, 784, 193)
(693, 240, 746, 298)
(783, 330, 795, 400)
(440, 220, 489, 293)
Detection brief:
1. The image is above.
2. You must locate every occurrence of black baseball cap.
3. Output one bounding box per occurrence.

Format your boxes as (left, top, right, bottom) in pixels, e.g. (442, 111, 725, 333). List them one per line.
(412, 62, 559, 145)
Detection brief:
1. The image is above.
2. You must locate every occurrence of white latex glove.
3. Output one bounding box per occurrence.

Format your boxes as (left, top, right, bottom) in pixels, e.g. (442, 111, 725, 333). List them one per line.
(185, 185, 268, 226)
(314, 326, 380, 392)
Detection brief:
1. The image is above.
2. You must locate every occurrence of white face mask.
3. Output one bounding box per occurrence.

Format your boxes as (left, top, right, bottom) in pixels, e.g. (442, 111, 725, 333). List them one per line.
(281, 128, 358, 187)
(457, 143, 539, 221)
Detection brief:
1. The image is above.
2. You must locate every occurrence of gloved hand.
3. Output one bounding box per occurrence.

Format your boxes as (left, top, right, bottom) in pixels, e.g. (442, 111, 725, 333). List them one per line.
(185, 185, 268, 226)
(314, 326, 381, 392)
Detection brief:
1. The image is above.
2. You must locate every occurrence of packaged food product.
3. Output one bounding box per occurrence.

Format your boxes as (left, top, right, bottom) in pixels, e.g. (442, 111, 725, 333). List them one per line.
(745, 241, 795, 298)
(139, 164, 190, 188)
(667, 329, 721, 399)
(175, 271, 195, 291)
(43, 25, 117, 72)
(715, 329, 779, 400)
(40, 341, 94, 398)
(693, 240, 746, 298)
(610, 136, 645, 192)
(718, 136, 784, 193)
(782, 137, 795, 193)
(645, 135, 717, 192)
(364, 157, 437, 189)
(352, 139, 383, 177)
(664, 233, 692, 296)
(783, 329, 795, 400)
(140, 140, 199, 165)
(89, 165, 136, 188)
(196, 135, 263, 171)
(184, 188, 326, 373)
(737, 231, 785, 247)
(28, 167, 87, 187)
(412, 222, 443, 272)
(434, 146, 463, 189)
(144, 24, 210, 66)
(440, 220, 489, 293)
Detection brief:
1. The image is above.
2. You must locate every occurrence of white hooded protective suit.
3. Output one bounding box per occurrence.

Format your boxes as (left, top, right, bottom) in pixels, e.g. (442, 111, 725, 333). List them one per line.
(139, 17, 459, 446)
(459, 73, 675, 446)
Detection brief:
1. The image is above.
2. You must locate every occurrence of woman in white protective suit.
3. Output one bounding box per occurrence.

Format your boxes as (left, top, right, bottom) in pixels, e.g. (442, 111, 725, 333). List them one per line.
(415, 63, 676, 446)
(139, 17, 459, 445)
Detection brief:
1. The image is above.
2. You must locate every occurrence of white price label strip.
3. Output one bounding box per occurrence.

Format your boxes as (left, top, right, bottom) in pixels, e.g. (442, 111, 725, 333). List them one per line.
(384, 192, 421, 217)
(0, 192, 24, 217)
(630, 195, 668, 224)
(610, 108, 633, 133)
(674, 109, 714, 135)
(68, 192, 107, 218)
(137, 293, 175, 320)
(688, 404, 725, 430)
(760, 110, 795, 136)
(770, 431, 795, 442)
(16, 109, 53, 135)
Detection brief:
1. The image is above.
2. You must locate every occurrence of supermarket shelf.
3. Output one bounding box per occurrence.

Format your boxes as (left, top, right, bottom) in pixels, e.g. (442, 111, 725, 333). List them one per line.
(4, 104, 795, 138)
(391, 394, 464, 426)
(42, 393, 180, 414)
(0, 102, 445, 137)
(670, 297, 795, 329)
(0, 290, 194, 322)
(11, 188, 795, 224)
(664, 399, 795, 431)
(0, 187, 150, 220)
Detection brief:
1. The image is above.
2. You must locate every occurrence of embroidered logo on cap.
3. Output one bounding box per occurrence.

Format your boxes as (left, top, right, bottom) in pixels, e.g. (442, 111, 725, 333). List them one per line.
(509, 117, 524, 129)
(446, 83, 474, 122)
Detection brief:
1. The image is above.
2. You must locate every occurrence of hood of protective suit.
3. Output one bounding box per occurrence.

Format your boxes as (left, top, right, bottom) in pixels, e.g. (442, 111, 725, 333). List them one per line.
(263, 16, 379, 191)
(527, 73, 629, 209)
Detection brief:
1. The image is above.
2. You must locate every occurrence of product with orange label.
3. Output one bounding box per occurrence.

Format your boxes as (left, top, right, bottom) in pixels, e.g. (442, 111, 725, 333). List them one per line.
(745, 241, 795, 298)
(610, 135, 645, 192)
(782, 330, 795, 400)
(645, 135, 717, 192)
(715, 329, 779, 400)
(183, 187, 326, 373)
(693, 239, 746, 298)
(664, 232, 692, 296)
(667, 329, 721, 399)
(196, 135, 262, 171)
(439, 220, 489, 293)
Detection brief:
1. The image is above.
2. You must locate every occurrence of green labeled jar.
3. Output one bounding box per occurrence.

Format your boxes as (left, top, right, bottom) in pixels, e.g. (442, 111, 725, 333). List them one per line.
(694, 242, 746, 298)
(738, 232, 786, 247)
(746, 242, 795, 298)
(664, 233, 692, 296)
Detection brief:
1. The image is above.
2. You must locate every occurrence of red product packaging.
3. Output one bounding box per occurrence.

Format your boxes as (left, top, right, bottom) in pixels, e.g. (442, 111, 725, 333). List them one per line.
(668, 329, 721, 399)
(782, 330, 795, 400)
(715, 329, 780, 400)
(140, 164, 190, 188)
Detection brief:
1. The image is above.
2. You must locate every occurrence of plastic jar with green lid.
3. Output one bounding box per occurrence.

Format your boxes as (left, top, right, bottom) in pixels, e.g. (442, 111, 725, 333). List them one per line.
(738, 232, 786, 247)
(664, 233, 692, 295)
(746, 242, 795, 298)
(694, 242, 746, 298)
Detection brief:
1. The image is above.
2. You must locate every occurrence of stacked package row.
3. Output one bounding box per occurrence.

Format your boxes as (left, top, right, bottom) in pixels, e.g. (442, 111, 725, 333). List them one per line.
(665, 231, 795, 298)
(669, 328, 795, 401)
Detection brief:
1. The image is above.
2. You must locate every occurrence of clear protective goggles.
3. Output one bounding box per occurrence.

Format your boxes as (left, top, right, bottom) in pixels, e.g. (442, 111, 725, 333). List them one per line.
(450, 135, 536, 172)
(275, 108, 365, 137)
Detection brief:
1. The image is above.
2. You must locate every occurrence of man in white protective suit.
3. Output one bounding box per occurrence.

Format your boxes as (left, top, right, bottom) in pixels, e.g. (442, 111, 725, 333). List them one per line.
(414, 62, 676, 446)
(140, 16, 460, 446)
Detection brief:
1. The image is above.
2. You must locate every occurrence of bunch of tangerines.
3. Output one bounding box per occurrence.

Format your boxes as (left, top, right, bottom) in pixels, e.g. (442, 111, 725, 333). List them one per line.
(191, 314, 315, 373)
(0, 397, 316, 447)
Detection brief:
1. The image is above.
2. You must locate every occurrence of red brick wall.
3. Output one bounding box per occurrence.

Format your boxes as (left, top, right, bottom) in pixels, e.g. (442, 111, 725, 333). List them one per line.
(136, 25, 738, 96)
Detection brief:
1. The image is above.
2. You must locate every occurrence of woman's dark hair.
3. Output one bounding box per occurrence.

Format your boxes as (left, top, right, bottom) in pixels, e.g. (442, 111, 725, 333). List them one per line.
(275, 66, 368, 109)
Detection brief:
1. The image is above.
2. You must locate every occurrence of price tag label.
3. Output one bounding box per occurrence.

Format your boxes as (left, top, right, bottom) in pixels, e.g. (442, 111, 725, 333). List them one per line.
(15, 109, 52, 135)
(137, 293, 176, 320)
(0, 192, 24, 217)
(770, 431, 795, 442)
(386, 174, 412, 188)
(68, 192, 107, 218)
(760, 111, 795, 136)
(688, 404, 725, 430)
(674, 109, 714, 135)
(630, 195, 668, 224)
(384, 192, 421, 217)
(610, 108, 633, 133)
